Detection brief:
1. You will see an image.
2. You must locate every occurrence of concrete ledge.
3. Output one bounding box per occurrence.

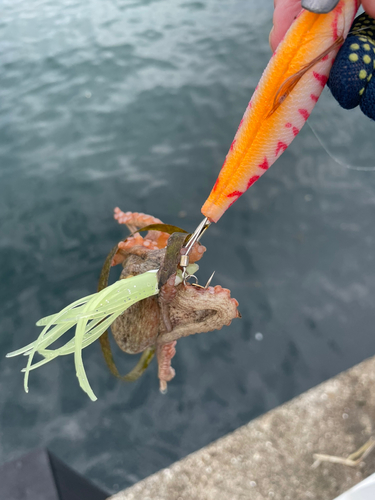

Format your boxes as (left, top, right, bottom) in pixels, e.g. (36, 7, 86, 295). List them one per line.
(110, 356, 375, 500)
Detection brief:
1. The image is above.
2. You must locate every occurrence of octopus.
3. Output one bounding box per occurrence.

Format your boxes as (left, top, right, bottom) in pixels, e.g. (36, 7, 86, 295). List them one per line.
(110, 208, 240, 392)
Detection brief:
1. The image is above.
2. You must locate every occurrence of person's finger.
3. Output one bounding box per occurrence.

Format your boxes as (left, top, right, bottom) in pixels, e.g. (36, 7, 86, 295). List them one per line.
(362, 0, 375, 20)
(269, 0, 302, 52)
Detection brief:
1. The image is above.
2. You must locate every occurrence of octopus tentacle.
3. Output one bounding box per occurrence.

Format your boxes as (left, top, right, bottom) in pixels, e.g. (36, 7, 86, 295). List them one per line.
(114, 208, 162, 232)
(111, 234, 147, 266)
(114, 208, 170, 251)
(156, 340, 177, 393)
(159, 284, 240, 344)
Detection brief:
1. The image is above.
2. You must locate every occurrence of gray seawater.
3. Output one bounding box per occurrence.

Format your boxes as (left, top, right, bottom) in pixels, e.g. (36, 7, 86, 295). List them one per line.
(2, 0, 375, 493)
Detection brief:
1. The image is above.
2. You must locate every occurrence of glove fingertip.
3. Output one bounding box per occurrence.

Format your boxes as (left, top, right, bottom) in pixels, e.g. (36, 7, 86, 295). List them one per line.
(360, 76, 375, 120)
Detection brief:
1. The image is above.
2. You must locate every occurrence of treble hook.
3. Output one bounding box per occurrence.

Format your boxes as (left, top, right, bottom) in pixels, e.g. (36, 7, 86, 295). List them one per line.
(184, 271, 216, 289)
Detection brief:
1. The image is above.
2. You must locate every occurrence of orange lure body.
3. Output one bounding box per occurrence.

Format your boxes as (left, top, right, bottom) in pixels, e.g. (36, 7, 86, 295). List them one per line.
(201, 0, 360, 223)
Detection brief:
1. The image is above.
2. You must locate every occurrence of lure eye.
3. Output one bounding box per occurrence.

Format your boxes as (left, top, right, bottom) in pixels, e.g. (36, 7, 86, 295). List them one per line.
(328, 13, 375, 121)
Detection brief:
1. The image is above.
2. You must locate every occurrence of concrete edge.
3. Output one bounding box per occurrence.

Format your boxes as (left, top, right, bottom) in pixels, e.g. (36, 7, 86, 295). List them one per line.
(110, 356, 375, 500)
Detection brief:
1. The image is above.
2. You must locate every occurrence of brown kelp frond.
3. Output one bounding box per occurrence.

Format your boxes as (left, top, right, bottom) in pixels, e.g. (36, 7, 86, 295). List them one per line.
(99, 329, 156, 382)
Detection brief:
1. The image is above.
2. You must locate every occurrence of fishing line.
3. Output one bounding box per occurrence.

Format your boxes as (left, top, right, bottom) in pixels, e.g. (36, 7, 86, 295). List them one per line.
(307, 87, 375, 171)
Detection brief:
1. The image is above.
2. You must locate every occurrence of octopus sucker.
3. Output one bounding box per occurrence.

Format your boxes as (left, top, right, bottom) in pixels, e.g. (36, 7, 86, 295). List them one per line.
(110, 209, 240, 392)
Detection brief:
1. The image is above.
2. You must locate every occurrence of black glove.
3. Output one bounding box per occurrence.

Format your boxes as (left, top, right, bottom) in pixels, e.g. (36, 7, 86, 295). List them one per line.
(328, 12, 375, 120)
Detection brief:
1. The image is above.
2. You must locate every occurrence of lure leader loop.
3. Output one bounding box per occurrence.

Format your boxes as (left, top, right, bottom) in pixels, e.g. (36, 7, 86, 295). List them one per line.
(180, 216, 211, 282)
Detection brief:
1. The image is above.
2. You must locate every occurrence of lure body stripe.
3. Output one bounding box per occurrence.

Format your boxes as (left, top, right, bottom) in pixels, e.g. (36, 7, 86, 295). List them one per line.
(201, 0, 360, 223)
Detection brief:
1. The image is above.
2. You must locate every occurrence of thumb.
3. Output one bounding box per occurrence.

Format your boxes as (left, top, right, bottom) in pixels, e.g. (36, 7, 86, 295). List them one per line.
(270, 0, 303, 52)
(362, 0, 375, 20)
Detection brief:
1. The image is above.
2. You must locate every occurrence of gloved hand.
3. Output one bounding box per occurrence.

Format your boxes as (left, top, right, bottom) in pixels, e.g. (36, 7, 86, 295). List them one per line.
(270, 0, 375, 50)
(327, 11, 375, 120)
(270, 1, 375, 121)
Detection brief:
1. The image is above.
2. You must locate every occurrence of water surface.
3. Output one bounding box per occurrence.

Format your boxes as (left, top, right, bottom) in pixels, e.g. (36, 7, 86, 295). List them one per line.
(1, 0, 375, 493)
